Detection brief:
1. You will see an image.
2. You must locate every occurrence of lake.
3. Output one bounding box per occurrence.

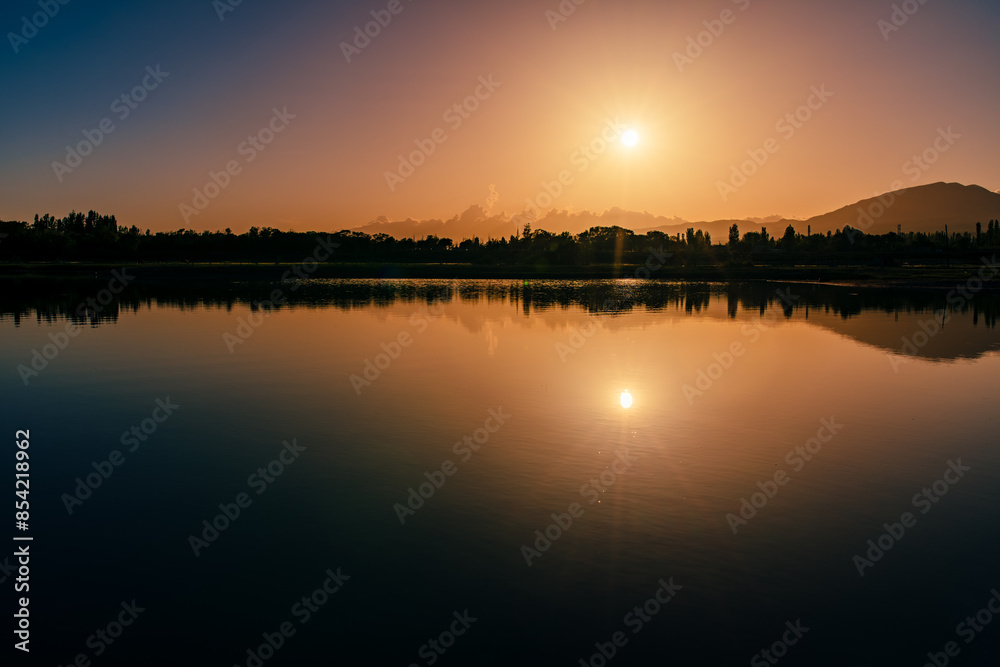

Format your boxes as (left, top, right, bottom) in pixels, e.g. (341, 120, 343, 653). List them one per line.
(3, 277, 1000, 666)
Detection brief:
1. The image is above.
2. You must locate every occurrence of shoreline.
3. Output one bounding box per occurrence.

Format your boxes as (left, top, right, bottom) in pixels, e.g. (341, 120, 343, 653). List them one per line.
(0, 261, 997, 290)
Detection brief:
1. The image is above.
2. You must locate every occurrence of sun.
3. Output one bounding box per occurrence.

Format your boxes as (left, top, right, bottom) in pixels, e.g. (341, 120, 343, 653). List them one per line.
(621, 129, 639, 147)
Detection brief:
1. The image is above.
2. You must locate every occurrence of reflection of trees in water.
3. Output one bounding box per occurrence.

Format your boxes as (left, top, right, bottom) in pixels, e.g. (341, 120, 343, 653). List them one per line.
(0, 277, 137, 327)
(2, 278, 1000, 331)
(972, 302, 998, 329)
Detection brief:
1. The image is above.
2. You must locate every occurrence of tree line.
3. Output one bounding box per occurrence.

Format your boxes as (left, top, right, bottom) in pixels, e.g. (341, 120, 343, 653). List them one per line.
(1, 210, 998, 265)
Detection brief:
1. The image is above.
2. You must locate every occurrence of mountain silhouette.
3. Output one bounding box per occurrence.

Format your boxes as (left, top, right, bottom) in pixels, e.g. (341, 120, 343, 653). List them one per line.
(800, 182, 1000, 236)
(353, 182, 1000, 240)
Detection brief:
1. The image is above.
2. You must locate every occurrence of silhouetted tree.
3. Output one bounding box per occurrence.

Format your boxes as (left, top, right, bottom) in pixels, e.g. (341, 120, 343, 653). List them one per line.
(781, 225, 796, 250)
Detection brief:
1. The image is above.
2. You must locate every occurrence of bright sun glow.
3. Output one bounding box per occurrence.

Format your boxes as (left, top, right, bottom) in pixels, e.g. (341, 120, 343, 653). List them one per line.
(621, 129, 639, 147)
(620, 390, 633, 409)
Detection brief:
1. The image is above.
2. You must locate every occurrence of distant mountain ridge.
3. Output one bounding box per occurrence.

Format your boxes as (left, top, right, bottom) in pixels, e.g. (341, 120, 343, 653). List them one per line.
(799, 182, 1000, 237)
(352, 182, 1000, 240)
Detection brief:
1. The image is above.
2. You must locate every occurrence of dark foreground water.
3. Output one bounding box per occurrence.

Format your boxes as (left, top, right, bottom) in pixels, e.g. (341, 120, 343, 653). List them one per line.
(3, 278, 1000, 666)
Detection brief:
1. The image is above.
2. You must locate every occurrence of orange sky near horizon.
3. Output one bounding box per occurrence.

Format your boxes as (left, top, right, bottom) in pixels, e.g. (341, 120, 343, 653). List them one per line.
(1, 0, 999, 232)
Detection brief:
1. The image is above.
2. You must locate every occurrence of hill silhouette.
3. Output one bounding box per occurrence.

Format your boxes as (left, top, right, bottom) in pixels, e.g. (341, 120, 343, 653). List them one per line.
(353, 182, 1000, 240)
(800, 182, 1000, 236)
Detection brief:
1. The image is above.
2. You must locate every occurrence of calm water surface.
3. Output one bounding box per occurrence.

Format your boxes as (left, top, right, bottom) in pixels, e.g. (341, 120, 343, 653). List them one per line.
(3, 279, 1000, 665)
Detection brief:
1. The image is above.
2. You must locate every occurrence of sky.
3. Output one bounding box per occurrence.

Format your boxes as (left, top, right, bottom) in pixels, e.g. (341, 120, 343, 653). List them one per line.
(2, 0, 999, 233)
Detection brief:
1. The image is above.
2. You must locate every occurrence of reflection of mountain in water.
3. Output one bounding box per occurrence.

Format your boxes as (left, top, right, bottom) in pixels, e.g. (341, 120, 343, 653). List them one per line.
(2, 278, 998, 361)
